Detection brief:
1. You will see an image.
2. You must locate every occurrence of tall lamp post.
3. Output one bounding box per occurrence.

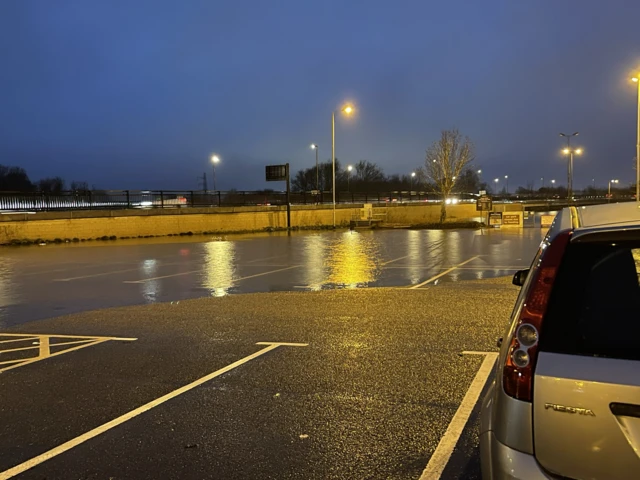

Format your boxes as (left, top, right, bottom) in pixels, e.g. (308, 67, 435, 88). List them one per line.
(211, 155, 221, 191)
(494, 178, 499, 194)
(310, 144, 319, 192)
(331, 104, 354, 227)
(608, 179, 619, 200)
(562, 147, 582, 200)
(410, 171, 416, 192)
(560, 132, 579, 200)
(504, 175, 509, 195)
(631, 77, 640, 201)
(347, 165, 353, 192)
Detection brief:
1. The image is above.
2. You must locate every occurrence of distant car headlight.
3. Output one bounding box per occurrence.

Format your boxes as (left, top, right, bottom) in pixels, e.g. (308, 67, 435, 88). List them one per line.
(451, 198, 459, 204)
(445, 198, 452, 205)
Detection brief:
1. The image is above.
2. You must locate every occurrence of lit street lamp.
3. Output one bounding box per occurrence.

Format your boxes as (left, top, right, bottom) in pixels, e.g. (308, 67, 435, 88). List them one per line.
(331, 104, 355, 226)
(608, 179, 619, 199)
(504, 175, 509, 195)
(310, 144, 319, 192)
(347, 165, 353, 192)
(631, 77, 640, 201)
(410, 171, 416, 191)
(494, 178, 499, 193)
(551, 179, 556, 185)
(210, 155, 221, 191)
(560, 132, 580, 200)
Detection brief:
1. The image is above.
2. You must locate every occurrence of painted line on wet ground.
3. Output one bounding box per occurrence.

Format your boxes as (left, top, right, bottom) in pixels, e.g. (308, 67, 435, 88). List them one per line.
(408, 256, 480, 289)
(381, 255, 411, 265)
(419, 351, 498, 480)
(52, 263, 186, 282)
(124, 265, 301, 284)
(0, 342, 307, 480)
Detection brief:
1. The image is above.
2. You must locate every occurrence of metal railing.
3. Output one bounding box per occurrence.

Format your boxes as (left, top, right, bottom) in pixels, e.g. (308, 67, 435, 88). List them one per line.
(0, 190, 471, 212)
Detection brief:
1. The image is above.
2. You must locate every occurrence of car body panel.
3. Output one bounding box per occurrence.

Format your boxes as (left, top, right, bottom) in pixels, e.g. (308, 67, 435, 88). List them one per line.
(533, 352, 640, 480)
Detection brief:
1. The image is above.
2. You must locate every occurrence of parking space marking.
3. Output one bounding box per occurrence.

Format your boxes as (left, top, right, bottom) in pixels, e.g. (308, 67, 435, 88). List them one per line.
(0, 334, 137, 373)
(124, 265, 301, 284)
(0, 341, 307, 480)
(419, 351, 498, 480)
(381, 255, 410, 265)
(53, 263, 186, 282)
(409, 256, 480, 289)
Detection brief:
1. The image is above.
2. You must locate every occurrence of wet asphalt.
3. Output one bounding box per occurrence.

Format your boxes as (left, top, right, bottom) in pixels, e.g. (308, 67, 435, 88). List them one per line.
(0, 228, 543, 479)
(0, 228, 543, 327)
(0, 280, 520, 479)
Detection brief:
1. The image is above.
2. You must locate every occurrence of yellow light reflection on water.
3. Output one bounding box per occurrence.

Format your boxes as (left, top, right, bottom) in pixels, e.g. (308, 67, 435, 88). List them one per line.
(326, 232, 380, 288)
(203, 241, 236, 297)
(303, 235, 327, 291)
(0, 258, 18, 317)
(407, 230, 422, 285)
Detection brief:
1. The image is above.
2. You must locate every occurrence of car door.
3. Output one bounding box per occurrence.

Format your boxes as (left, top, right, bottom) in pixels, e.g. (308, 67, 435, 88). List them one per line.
(532, 230, 640, 480)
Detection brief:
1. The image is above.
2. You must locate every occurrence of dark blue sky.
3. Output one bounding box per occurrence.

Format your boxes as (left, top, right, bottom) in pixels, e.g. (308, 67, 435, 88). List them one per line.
(1, 0, 639, 191)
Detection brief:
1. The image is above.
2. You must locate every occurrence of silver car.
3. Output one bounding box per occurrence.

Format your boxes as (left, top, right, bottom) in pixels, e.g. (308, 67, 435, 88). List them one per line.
(480, 202, 640, 479)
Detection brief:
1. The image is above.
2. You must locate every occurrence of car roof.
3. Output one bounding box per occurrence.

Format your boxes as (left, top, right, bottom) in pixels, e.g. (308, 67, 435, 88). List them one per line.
(575, 202, 640, 230)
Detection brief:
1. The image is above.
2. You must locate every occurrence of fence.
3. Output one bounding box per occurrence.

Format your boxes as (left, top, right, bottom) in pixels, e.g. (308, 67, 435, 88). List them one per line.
(0, 190, 467, 212)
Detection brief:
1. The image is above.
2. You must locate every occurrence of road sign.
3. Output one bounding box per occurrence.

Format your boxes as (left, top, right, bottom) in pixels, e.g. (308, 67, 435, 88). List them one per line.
(479, 190, 487, 196)
(488, 212, 502, 227)
(265, 164, 288, 182)
(476, 195, 492, 211)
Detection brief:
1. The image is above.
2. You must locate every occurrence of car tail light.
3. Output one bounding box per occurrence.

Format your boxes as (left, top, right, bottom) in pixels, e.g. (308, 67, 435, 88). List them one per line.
(503, 229, 572, 401)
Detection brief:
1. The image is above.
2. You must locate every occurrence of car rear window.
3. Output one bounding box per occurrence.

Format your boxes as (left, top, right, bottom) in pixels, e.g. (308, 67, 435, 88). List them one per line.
(539, 238, 640, 361)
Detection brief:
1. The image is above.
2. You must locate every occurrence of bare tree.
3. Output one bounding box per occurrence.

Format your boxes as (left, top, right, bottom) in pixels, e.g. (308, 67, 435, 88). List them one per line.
(424, 129, 474, 222)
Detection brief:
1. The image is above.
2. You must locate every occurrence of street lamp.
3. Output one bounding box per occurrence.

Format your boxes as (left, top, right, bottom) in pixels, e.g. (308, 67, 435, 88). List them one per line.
(632, 77, 640, 201)
(310, 144, 319, 192)
(608, 179, 619, 199)
(331, 104, 355, 226)
(210, 155, 221, 191)
(551, 179, 556, 185)
(494, 178, 499, 193)
(411, 171, 416, 192)
(347, 165, 353, 192)
(504, 175, 509, 195)
(560, 132, 580, 200)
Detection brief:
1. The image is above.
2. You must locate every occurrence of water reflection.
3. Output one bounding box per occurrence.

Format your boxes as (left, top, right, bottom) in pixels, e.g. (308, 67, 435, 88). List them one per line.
(407, 230, 423, 285)
(202, 241, 236, 297)
(0, 259, 18, 323)
(326, 232, 381, 288)
(139, 259, 160, 303)
(302, 235, 327, 291)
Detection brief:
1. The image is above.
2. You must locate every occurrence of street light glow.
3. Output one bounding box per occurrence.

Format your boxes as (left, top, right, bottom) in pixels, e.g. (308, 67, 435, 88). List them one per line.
(504, 175, 508, 179)
(347, 165, 353, 172)
(342, 105, 354, 114)
(551, 179, 556, 184)
(477, 169, 482, 174)
(562, 148, 570, 154)
(494, 178, 499, 183)
(211, 155, 220, 164)
(411, 172, 416, 177)
(575, 148, 583, 155)
(633, 77, 639, 83)
(310, 144, 317, 149)
(611, 179, 619, 183)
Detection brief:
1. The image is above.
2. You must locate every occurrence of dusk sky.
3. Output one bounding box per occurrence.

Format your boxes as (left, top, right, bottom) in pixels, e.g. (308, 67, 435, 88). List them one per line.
(1, 0, 640, 191)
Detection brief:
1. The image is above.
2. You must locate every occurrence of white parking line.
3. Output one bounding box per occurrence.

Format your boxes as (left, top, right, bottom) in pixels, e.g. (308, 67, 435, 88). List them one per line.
(419, 351, 498, 480)
(409, 256, 479, 289)
(381, 255, 410, 265)
(0, 341, 308, 480)
(124, 265, 300, 284)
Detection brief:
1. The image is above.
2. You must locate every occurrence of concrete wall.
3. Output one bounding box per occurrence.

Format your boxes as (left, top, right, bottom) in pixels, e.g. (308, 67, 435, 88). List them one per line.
(0, 202, 521, 244)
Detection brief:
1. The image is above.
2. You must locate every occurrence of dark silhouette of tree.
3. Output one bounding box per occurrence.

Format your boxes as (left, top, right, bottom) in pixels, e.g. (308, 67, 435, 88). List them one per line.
(454, 168, 480, 193)
(70, 181, 90, 194)
(38, 177, 66, 193)
(0, 165, 34, 191)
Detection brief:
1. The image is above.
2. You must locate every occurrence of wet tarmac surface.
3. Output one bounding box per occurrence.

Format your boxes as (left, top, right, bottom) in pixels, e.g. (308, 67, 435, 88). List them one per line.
(0, 228, 544, 478)
(0, 282, 519, 479)
(0, 228, 543, 327)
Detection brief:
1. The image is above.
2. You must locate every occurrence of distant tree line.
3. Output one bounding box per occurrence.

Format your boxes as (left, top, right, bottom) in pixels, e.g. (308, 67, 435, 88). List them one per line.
(291, 158, 485, 194)
(0, 164, 89, 193)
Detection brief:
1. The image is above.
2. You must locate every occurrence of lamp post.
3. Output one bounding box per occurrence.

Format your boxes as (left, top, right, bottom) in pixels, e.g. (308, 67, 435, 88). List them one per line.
(631, 77, 640, 201)
(331, 104, 354, 227)
(562, 147, 582, 200)
(494, 178, 499, 194)
(310, 144, 319, 192)
(347, 165, 353, 192)
(504, 175, 509, 195)
(410, 171, 416, 192)
(211, 155, 221, 191)
(540, 177, 544, 189)
(560, 132, 580, 200)
(608, 179, 619, 200)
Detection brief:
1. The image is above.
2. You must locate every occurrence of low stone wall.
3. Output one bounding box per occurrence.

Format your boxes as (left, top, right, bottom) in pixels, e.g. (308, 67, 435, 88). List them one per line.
(0, 202, 520, 244)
